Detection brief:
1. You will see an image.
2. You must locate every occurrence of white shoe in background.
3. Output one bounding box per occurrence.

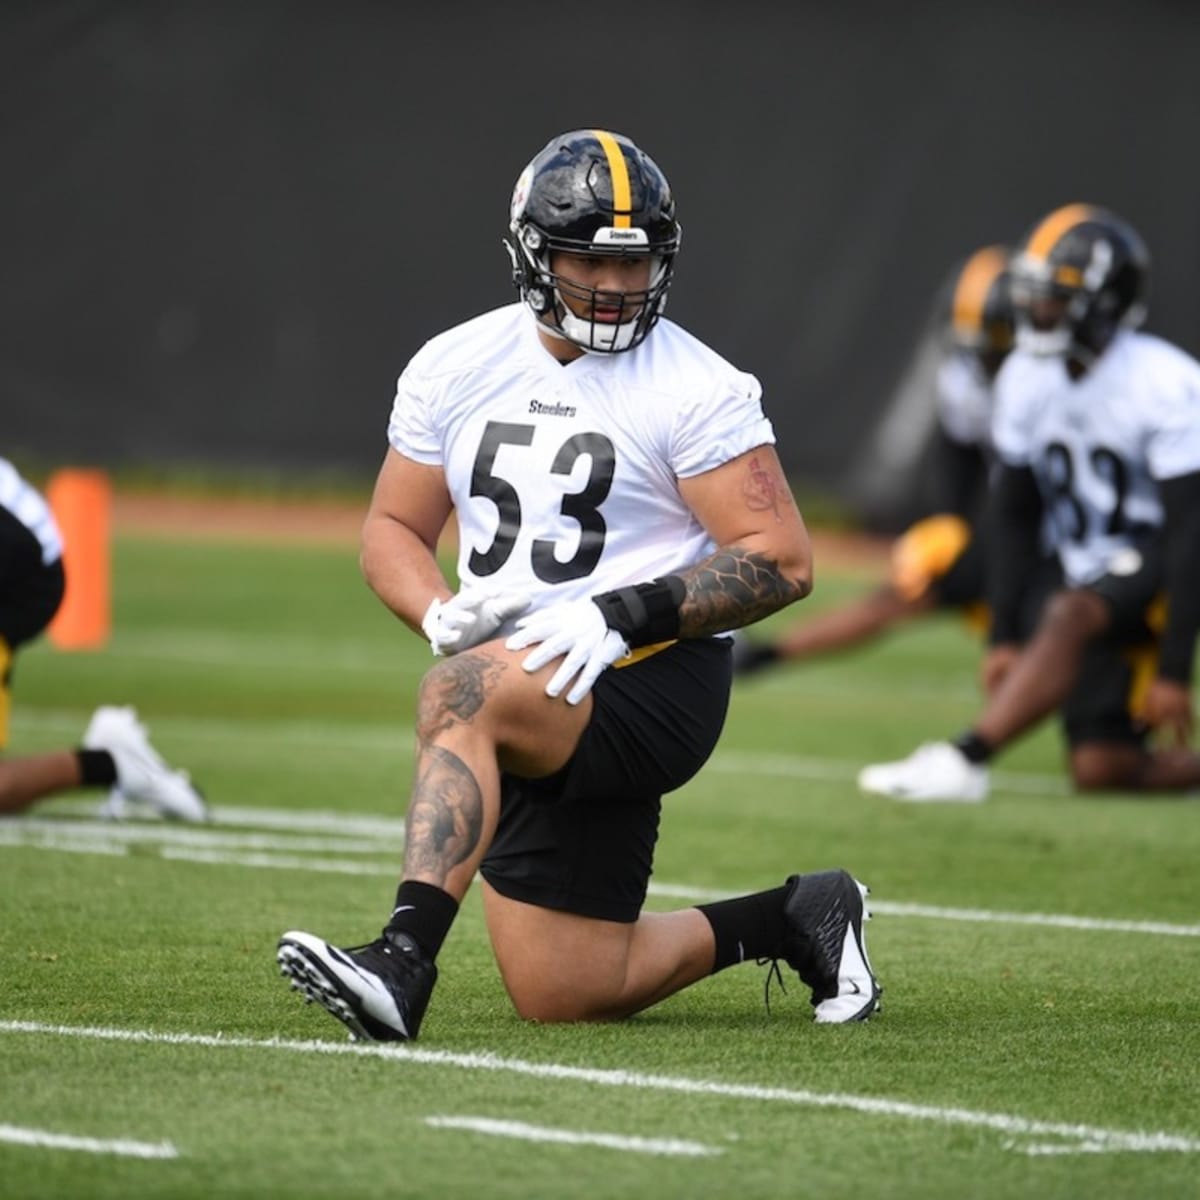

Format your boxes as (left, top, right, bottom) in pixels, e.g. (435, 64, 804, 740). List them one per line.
(858, 741, 989, 803)
(83, 705, 210, 822)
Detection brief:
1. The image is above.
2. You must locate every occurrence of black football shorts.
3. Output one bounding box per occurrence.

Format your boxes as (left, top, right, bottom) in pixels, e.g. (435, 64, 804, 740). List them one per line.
(480, 636, 732, 922)
(1061, 537, 1165, 747)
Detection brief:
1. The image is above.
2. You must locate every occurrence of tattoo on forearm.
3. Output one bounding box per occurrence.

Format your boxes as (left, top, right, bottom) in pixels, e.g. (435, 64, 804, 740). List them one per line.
(679, 545, 808, 636)
(416, 651, 506, 745)
(403, 744, 483, 885)
(742, 454, 792, 524)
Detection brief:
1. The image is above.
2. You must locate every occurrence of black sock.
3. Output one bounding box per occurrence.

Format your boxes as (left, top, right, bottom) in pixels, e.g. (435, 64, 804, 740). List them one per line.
(697, 885, 790, 972)
(77, 749, 118, 787)
(384, 880, 459, 960)
(953, 730, 993, 764)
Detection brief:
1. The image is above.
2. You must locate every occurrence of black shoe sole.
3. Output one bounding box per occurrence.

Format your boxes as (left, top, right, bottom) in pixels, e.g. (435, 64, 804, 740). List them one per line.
(277, 938, 408, 1043)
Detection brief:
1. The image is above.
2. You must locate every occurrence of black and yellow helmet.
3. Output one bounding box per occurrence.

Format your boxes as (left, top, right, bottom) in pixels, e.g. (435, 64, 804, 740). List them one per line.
(947, 244, 1015, 376)
(505, 129, 681, 353)
(1011, 204, 1149, 362)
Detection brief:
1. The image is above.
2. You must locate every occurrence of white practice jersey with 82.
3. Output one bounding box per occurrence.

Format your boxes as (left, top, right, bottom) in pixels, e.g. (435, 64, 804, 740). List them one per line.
(388, 304, 774, 618)
(992, 331, 1200, 586)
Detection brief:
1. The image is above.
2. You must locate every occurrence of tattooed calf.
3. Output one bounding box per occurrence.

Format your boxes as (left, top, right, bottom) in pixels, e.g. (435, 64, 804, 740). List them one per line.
(404, 744, 484, 884)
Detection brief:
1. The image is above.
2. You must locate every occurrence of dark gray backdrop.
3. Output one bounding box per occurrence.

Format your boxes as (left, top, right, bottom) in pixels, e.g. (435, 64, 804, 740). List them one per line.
(4, 0, 1198, 525)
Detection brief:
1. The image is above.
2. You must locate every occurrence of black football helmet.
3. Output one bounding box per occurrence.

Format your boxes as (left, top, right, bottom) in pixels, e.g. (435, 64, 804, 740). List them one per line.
(946, 244, 1014, 379)
(1010, 204, 1149, 362)
(506, 129, 681, 353)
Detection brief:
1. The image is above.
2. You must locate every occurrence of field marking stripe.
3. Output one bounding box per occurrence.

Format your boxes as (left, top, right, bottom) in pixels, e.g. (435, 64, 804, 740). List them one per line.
(0, 818, 395, 855)
(0, 1122, 178, 1159)
(160, 847, 396, 875)
(17, 713, 1068, 795)
(0, 831, 129, 858)
(1014, 1140, 1111, 1156)
(647, 883, 1200, 936)
(710, 750, 1068, 795)
(1, 1021, 1194, 1155)
(424, 1115, 721, 1157)
(866, 900, 1200, 937)
(5, 815, 1198, 938)
(49, 801, 407, 838)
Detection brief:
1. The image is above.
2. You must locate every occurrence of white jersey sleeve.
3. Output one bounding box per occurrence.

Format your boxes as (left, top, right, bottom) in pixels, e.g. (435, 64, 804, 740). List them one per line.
(1133, 336, 1200, 481)
(670, 369, 770, 478)
(387, 364, 443, 465)
(935, 351, 993, 449)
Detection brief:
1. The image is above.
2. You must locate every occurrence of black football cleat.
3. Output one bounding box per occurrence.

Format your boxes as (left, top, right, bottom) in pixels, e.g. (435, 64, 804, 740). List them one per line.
(780, 869, 881, 1023)
(277, 929, 436, 1042)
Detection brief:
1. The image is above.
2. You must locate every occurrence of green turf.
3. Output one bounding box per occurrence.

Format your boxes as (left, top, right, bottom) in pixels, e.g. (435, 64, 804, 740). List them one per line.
(1, 532, 1197, 1198)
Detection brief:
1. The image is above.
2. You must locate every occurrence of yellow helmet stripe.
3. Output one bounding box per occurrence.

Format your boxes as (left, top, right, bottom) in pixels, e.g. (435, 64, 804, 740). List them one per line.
(1025, 203, 1096, 262)
(952, 244, 1007, 335)
(592, 129, 632, 228)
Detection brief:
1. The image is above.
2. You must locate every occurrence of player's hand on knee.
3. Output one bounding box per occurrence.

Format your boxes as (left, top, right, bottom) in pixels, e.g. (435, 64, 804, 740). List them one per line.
(422, 589, 531, 656)
(1140, 678, 1194, 746)
(506, 600, 630, 705)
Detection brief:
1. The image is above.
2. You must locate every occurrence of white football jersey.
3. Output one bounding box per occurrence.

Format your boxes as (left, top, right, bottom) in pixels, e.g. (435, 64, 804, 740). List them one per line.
(0, 456, 62, 565)
(936, 349, 994, 450)
(992, 331, 1200, 585)
(388, 304, 774, 616)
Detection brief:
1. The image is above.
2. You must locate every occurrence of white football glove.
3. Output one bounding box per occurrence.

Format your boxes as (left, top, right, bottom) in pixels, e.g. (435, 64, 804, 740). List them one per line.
(505, 599, 630, 705)
(421, 589, 532, 656)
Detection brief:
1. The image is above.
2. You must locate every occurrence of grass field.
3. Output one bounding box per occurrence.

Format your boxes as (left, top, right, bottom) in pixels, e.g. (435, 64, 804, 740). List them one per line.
(1, 522, 1197, 1199)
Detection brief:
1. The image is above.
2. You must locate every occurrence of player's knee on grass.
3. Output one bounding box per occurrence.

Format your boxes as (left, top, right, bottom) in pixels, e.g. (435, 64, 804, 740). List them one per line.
(1068, 743, 1144, 791)
(496, 941, 634, 1023)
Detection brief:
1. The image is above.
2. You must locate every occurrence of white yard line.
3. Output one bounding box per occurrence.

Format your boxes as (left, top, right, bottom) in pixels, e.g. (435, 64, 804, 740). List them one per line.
(0, 1122, 178, 1159)
(5, 805, 1198, 938)
(13, 712, 1069, 795)
(0, 818, 393, 855)
(424, 1115, 722, 1157)
(160, 847, 395, 876)
(0, 1021, 1194, 1157)
(709, 750, 1069, 796)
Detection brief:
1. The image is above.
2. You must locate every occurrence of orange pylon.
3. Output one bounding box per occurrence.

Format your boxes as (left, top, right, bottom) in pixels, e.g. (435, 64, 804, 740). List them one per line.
(46, 468, 112, 650)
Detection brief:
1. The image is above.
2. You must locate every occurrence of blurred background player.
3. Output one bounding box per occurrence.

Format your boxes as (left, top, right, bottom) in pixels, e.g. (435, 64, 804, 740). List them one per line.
(859, 204, 1200, 802)
(734, 245, 1016, 676)
(0, 456, 209, 820)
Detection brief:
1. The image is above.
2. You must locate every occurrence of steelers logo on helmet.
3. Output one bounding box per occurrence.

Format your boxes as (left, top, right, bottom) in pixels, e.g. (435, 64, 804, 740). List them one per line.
(504, 128, 682, 354)
(1010, 204, 1149, 365)
(510, 164, 533, 225)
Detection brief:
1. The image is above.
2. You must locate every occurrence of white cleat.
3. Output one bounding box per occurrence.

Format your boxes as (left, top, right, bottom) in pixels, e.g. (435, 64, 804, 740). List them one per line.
(83, 705, 210, 822)
(858, 741, 989, 803)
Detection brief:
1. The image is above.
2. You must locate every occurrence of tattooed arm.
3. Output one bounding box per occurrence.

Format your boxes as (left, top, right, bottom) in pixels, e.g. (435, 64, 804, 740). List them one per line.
(675, 444, 813, 637)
